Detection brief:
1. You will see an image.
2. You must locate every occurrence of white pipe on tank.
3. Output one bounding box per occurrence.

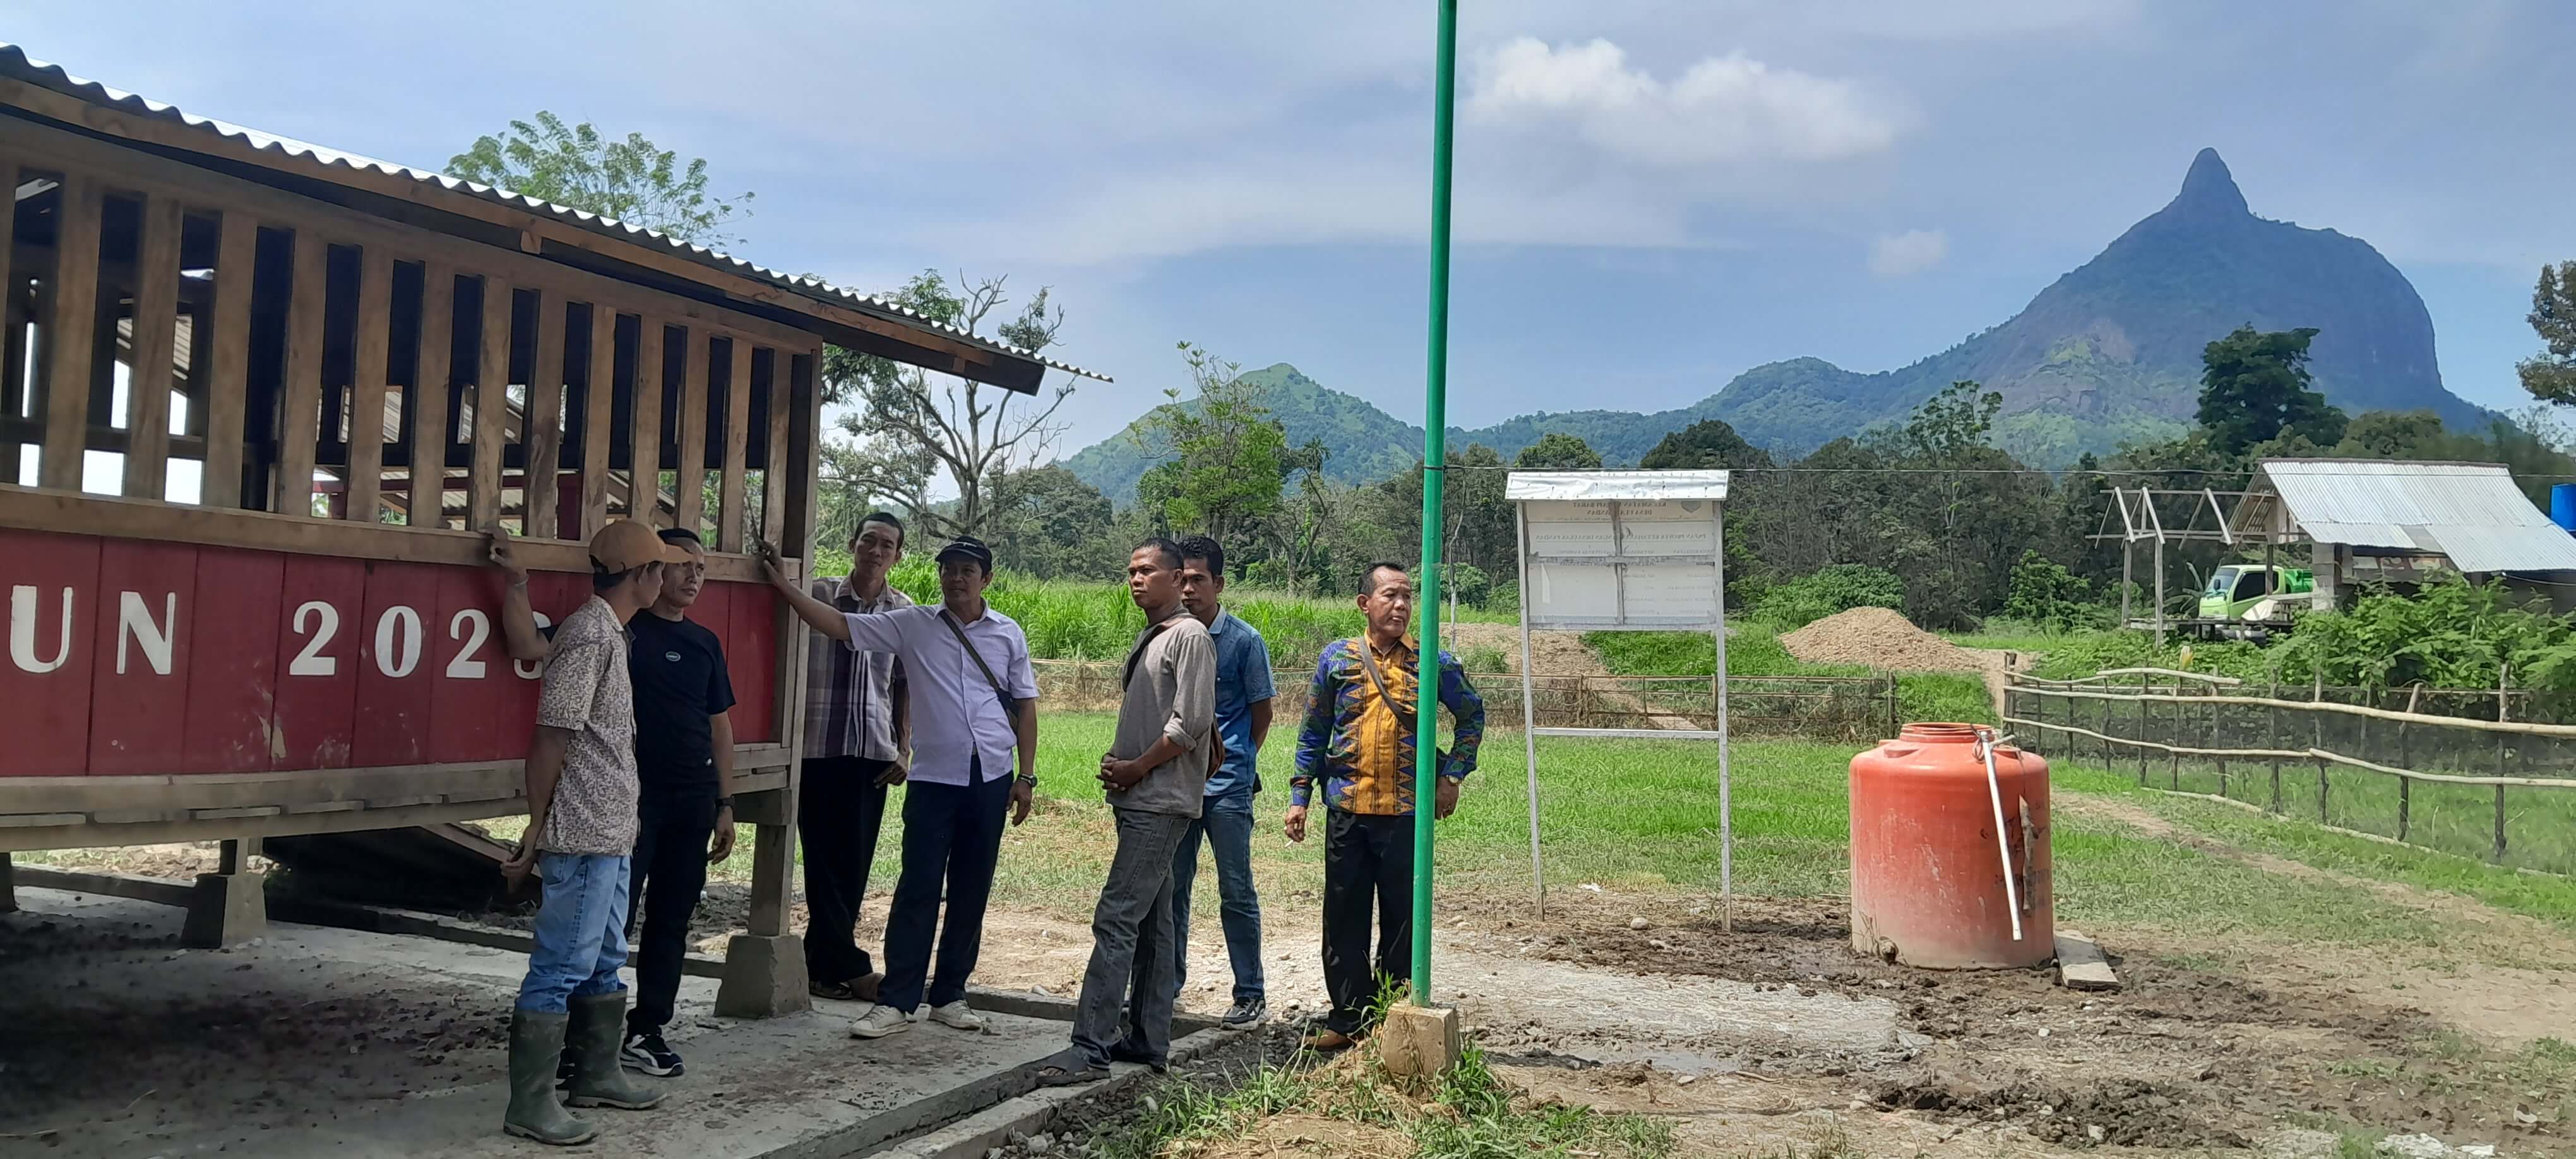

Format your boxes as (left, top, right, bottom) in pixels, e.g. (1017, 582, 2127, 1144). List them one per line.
(1974, 727, 2025, 942)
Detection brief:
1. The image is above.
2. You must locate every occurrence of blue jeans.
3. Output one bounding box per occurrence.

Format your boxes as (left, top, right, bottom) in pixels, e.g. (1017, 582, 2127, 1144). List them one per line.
(1171, 793, 1264, 1005)
(516, 852, 633, 1014)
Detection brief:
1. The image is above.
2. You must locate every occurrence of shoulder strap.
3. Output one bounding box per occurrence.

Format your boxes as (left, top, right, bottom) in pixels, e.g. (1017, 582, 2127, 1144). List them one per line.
(939, 610, 1014, 704)
(1123, 621, 1177, 691)
(1351, 639, 1414, 714)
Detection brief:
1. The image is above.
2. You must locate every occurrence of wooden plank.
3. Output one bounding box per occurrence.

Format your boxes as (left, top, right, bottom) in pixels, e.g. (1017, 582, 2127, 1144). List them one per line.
(760, 348, 791, 547)
(271, 230, 330, 516)
(0, 160, 16, 485)
(38, 172, 103, 490)
(350, 561, 441, 766)
(2012, 684, 2576, 739)
(783, 351, 818, 557)
(123, 196, 186, 499)
(200, 211, 258, 508)
(10, 864, 197, 906)
(0, 484, 773, 580)
(467, 274, 511, 532)
(86, 540, 200, 775)
(522, 288, 566, 538)
(719, 336, 752, 550)
(181, 547, 286, 773)
(343, 244, 395, 521)
(2053, 930, 2121, 992)
(407, 260, 456, 527)
(672, 325, 707, 533)
(629, 317, 665, 524)
(0, 528, 103, 775)
(578, 304, 617, 535)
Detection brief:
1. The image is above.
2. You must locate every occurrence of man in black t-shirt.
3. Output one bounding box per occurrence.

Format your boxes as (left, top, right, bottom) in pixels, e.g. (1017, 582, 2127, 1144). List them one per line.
(494, 526, 737, 1080)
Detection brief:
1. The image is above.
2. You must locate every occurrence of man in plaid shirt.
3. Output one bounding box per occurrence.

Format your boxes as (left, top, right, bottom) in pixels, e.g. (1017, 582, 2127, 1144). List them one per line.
(799, 513, 914, 1002)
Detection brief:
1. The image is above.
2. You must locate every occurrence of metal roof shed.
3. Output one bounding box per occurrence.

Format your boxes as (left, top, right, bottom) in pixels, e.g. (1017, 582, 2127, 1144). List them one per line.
(2248, 460, 2576, 573)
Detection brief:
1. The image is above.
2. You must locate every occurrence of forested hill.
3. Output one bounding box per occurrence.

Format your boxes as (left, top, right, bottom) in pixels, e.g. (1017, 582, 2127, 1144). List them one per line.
(1061, 148, 2492, 496)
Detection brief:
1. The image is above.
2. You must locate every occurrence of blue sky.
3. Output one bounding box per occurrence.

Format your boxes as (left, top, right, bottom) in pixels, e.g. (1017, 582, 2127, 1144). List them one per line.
(18, 0, 2571, 459)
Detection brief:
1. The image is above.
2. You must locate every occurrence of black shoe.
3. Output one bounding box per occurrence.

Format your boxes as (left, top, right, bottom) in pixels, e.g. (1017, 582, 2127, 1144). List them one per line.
(1222, 999, 1268, 1028)
(620, 1030, 684, 1077)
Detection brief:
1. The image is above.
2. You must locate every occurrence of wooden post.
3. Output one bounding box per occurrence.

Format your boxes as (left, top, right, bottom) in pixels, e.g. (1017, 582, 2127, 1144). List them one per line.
(523, 288, 567, 538)
(2313, 671, 2329, 824)
(202, 211, 258, 508)
(2152, 536, 2167, 649)
(672, 326, 709, 536)
(2120, 534, 2133, 626)
(2169, 678, 2181, 790)
(2397, 684, 2421, 842)
(579, 305, 618, 537)
(2136, 673, 2150, 784)
(2495, 665, 2511, 864)
(2212, 684, 2227, 799)
(0, 160, 16, 484)
(631, 318, 667, 524)
(760, 350, 792, 547)
(718, 337, 753, 552)
(2267, 673, 2283, 814)
(467, 274, 511, 532)
(39, 174, 104, 491)
(343, 244, 395, 521)
(407, 261, 456, 527)
(272, 230, 330, 516)
(123, 196, 185, 500)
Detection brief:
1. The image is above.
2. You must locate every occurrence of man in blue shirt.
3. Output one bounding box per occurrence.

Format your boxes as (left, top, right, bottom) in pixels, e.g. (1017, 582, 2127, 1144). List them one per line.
(1168, 535, 1274, 1028)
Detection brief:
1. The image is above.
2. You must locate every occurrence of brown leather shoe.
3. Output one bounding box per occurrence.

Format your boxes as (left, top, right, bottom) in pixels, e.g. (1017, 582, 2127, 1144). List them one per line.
(1300, 1027, 1357, 1052)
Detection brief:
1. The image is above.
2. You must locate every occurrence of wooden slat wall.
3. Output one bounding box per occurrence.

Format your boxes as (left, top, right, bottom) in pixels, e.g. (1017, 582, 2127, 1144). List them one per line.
(578, 306, 616, 537)
(343, 246, 394, 520)
(719, 337, 752, 552)
(761, 350, 790, 547)
(671, 326, 707, 534)
(122, 196, 184, 500)
(467, 274, 510, 532)
(408, 261, 455, 526)
(523, 289, 565, 538)
(200, 213, 257, 509)
(631, 318, 665, 526)
(271, 231, 328, 516)
(38, 174, 102, 490)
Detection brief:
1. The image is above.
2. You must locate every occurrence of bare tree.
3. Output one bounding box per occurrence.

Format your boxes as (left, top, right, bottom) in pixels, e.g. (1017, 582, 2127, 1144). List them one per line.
(820, 271, 1074, 540)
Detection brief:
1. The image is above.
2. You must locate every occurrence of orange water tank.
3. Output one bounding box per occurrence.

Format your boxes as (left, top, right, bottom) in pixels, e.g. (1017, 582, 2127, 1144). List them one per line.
(1849, 723, 2052, 968)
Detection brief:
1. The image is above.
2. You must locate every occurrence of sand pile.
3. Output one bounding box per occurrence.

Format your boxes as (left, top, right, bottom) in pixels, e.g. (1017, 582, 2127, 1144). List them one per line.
(1780, 607, 1987, 672)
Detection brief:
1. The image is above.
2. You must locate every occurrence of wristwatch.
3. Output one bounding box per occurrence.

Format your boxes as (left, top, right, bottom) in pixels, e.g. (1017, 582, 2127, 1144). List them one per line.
(1013, 773, 1038, 787)
(714, 796, 735, 811)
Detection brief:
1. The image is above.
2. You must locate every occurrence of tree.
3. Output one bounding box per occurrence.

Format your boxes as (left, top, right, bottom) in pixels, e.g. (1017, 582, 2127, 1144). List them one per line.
(820, 271, 1075, 541)
(986, 465, 1121, 580)
(1640, 419, 1773, 471)
(2196, 325, 2347, 454)
(1133, 344, 1289, 545)
(448, 111, 752, 246)
(2001, 550, 2094, 631)
(2520, 262, 2576, 405)
(1514, 432, 1603, 471)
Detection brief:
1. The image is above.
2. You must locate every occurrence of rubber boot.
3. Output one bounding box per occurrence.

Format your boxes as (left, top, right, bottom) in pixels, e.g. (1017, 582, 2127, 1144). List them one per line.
(563, 991, 667, 1110)
(504, 1009, 597, 1146)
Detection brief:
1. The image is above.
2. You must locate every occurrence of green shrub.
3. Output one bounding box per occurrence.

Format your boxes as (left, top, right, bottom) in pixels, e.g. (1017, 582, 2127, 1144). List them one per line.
(2001, 550, 2099, 632)
(1756, 564, 1904, 630)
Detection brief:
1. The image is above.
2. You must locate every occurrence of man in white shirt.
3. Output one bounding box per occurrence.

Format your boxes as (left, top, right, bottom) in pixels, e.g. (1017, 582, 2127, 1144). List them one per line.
(761, 535, 1037, 1040)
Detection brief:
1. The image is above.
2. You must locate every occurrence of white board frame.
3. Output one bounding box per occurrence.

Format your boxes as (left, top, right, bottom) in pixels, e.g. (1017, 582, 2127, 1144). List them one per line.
(1510, 483, 1734, 930)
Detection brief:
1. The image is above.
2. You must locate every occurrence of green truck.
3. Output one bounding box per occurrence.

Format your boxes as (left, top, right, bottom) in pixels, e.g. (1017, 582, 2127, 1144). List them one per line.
(2198, 564, 2314, 625)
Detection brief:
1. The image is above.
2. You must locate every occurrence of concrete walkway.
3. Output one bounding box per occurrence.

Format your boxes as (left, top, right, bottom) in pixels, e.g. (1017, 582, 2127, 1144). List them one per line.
(0, 887, 1089, 1158)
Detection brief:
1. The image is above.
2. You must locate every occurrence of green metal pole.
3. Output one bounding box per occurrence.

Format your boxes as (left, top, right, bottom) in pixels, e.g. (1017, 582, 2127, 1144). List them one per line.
(1410, 0, 1458, 1009)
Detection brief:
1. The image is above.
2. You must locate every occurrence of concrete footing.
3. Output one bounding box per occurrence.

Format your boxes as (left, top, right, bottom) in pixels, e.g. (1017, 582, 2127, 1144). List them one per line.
(1379, 1002, 1462, 1078)
(715, 932, 812, 1019)
(180, 871, 267, 948)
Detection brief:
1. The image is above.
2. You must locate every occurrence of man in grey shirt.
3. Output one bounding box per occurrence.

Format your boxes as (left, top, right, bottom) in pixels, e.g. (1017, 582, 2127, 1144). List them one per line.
(1032, 538, 1214, 1085)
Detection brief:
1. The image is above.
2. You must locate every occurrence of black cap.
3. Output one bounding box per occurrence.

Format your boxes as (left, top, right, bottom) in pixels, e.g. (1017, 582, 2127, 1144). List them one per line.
(934, 535, 994, 572)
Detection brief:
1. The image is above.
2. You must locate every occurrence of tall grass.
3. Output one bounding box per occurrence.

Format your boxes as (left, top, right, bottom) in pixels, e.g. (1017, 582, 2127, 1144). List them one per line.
(1585, 624, 1996, 725)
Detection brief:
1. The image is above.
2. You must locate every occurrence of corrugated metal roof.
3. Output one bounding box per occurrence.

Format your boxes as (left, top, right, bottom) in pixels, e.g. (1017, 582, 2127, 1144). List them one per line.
(2260, 459, 2576, 571)
(1506, 470, 1729, 502)
(0, 44, 1106, 386)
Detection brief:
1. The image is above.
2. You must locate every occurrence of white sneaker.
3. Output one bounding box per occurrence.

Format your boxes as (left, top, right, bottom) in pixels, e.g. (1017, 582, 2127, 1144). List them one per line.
(849, 1004, 911, 1040)
(927, 1000, 988, 1031)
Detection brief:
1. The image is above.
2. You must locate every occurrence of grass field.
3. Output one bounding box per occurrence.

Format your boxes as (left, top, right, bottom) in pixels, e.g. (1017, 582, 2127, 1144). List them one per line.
(1585, 624, 1997, 724)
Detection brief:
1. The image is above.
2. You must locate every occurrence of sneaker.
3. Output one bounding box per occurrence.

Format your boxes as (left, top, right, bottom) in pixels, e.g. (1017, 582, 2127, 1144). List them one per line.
(621, 1030, 683, 1077)
(849, 1004, 912, 1040)
(1222, 999, 1268, 1028)
(927, 1001, 988, 1031)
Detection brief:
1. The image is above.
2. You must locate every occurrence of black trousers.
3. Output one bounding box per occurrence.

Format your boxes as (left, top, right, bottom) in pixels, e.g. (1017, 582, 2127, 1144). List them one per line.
(878, 761, 1011, 1013)
(799, 755, 893, 985)
(626, 792, 718, 1035)
(1321, 809, 1415, 1034)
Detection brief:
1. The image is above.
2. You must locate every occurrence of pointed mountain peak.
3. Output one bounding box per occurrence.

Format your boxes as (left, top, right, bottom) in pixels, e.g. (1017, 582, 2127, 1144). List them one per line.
(2169, 147, 2249, 218)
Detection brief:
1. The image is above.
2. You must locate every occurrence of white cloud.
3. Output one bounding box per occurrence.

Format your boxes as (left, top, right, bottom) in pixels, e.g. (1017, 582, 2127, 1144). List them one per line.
(1467, 37, 1905, 168)
(1868, 229, 1949, 278)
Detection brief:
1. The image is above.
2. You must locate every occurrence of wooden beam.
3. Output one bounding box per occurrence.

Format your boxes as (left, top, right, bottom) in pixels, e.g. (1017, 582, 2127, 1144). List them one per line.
(38, 172, 103, 491)
(783, 350, 820, 559)
(672, 325, 707, 534)
(719, 337, 752, 552)
(343, 243, 395, 521)
(630, 316, 665, 525)
(122, 195, 185, 500)
(523, 287, 566, 538)
(0, 160, 16, 486)
(200, 211, 256, 509)
(467, 274, 511, 532)
(407, 260, 456, 527)
(271, 230, 330, 516)
(578, 304, 616, 537)
(760, 348, 790, 547)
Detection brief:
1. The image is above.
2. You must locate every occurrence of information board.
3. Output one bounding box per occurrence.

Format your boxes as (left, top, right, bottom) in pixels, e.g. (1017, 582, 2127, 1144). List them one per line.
(1521, 497, 1724, 629)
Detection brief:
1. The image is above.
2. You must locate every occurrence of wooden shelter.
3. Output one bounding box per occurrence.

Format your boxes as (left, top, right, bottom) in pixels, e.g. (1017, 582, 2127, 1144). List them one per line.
(0, 46, 1093, 1012)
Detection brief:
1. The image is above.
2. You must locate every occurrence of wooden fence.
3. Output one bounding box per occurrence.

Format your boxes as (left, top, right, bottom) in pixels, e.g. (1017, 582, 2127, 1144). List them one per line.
(1031, 660, 1897, 740)
(2003, 669, 2576, 874)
